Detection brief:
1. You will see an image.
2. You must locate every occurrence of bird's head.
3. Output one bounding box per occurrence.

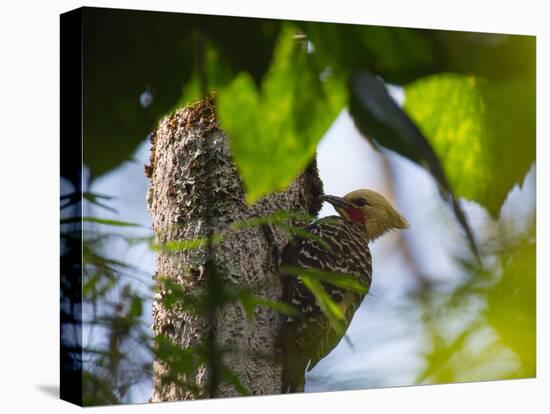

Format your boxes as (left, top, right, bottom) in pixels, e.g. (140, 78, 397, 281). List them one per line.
(321, 189, 409, 241)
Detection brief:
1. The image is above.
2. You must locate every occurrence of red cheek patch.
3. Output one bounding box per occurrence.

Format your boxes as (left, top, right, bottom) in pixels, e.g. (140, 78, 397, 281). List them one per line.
(347, 207, 365, 224)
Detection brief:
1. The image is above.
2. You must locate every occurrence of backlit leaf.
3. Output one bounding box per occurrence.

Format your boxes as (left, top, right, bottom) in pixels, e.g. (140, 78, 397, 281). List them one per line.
(404, 72, 535, 217)
(299, 275, 345, 335)
(217, 24, 347, 203)
(282, 265, 368, 294)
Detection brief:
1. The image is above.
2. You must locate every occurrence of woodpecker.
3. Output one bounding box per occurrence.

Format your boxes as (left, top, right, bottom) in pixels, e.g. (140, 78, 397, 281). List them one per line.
(279, 189, 408, 393)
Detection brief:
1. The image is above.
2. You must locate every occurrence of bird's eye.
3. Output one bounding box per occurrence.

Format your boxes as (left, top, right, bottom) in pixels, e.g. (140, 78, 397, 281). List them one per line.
(353, 197, 369, 207)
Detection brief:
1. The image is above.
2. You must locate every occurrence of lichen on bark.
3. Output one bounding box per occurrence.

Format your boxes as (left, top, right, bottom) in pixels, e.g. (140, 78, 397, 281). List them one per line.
(146, 97, 323, 400)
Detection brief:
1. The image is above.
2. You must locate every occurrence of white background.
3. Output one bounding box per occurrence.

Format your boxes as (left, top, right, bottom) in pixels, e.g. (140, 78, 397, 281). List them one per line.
(0, 0, 547, 412)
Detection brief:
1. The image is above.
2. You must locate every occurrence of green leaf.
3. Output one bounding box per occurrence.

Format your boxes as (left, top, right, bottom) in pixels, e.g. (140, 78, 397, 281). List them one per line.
(277, 224, 330, 250)
(150, 234, 225, 252)
(62, 191, 117, 213)
(348, 71, 480, 260)
(230, 210, 314, 230)
(156, 276, 207, 313)
(176, 40, 235, 108)
(299, 275, 345, 335)
(303, 22, 438, 85)
(83, 10, 279, 180)
(129, 296, 143, 319)
(251, 296, 298, 318)
(404, 72, 535, 217)
(62, 216, 142, 227)
(83, 9, 196, 179)
(238, 295, 255, 321)
(428, 31, 536, 82)
(217, 24, 347, 203)
(124, 235, 155, 246)
(282, 265, 368, 294)
(82, 192, 118, 213)
(222, 365, 251, 396)
(230, 210, 327, 246)
(154, 335, 202, 376)
(236, 290, 298, 321)
(82, 272, 102, 297)
(487, 240, 535, 376)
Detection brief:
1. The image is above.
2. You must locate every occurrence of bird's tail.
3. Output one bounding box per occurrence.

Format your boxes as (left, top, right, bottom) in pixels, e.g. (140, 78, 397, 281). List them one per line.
(279, 316, 307, 394)
(281, 350, 307, 393)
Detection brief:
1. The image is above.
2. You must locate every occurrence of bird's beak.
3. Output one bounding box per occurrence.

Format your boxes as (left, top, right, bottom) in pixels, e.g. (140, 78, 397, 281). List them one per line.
(320, 195, 353, 209)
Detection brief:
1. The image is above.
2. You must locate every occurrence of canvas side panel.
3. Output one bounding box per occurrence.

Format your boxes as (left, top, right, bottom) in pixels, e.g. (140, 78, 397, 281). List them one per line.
(60, 7, 83, 407)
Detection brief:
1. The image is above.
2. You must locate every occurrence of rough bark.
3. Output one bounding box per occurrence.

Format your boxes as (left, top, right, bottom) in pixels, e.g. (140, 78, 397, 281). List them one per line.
(146, 97, 323, 400)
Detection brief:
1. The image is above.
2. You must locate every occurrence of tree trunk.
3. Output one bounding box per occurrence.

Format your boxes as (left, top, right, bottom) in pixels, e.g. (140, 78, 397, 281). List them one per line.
(146, 97, 323, 400)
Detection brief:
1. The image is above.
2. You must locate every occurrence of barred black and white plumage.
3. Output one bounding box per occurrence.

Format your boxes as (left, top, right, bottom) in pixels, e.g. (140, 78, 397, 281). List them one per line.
(279, 189, 408, 393)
